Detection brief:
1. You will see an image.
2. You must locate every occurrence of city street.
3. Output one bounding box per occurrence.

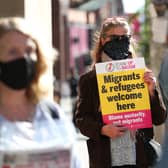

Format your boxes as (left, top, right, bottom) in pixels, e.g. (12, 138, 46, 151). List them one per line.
(61, 97, 89, 168)
(0, 0, 167, 167)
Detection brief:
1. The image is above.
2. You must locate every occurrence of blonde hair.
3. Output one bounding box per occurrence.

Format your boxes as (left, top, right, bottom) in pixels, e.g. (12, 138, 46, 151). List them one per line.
(91, 16, 136, 67)
(0, 17, 48, 103)
(100, 17, 131, 38)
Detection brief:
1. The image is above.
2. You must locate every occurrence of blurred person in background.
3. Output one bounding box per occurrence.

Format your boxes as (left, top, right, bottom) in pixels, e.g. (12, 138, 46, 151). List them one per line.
(67, 68, 78, 126)
(54, 89, 61, 105)
(0, 17, 82, 168)
(149, 0, 168, 147)
(129, 12, 141, 42)
(53, 77, 61, 105)
(68, 68, 78, 102)
(75, 16, 166, 168)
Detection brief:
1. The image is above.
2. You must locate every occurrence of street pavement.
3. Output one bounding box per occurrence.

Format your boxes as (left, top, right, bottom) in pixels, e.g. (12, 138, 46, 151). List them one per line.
(60, 97, 89, 168)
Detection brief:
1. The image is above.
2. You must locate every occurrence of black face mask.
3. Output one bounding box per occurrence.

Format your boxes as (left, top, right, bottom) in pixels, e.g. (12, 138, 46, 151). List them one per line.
(102, 35, 130, 60)
(0, 57, 36, 90)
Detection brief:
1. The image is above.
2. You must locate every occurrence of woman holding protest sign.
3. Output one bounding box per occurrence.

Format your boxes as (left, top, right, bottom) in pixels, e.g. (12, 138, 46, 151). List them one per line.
(75, 16, 166, 168)
(0, 17, 82, 168)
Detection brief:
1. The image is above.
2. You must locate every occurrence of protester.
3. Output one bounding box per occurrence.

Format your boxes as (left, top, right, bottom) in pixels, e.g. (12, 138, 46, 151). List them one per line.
(158, 53, 168, 117)
(0, 17, 81, 168)
(156, 52, 168, 168)
(75, 16, 166, 168)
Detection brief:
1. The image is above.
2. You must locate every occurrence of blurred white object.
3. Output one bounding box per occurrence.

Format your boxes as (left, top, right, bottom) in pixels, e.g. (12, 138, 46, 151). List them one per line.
(0, 100, 82, 168)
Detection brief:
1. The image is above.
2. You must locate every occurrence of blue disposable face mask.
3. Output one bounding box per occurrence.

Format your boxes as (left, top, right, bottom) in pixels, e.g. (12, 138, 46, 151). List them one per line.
(102, 35, 131, 60)
(0, 57, 36, 90)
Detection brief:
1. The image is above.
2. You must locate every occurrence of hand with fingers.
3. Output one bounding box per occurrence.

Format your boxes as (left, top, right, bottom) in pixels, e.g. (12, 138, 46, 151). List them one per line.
(143, 68, 156, 97)
(101, 124, 127, 139)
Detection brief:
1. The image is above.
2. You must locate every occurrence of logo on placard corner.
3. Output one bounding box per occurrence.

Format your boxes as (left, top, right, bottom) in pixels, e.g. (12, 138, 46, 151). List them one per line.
(105, 62, 114, 72)
(105, 60, 136, 72)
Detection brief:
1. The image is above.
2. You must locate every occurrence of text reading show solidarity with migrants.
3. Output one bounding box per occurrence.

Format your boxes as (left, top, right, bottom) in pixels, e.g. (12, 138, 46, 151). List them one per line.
(95, 58, 152, 130)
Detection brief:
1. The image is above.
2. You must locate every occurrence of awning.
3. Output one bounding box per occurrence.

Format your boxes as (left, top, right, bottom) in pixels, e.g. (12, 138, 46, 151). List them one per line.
(78, 0, 111, 11)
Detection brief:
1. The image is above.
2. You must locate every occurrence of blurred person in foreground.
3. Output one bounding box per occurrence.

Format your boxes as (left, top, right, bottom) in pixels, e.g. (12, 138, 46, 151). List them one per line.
(75, 16, 166, 168)
(0, 17, 82, 168)
(157, 52, 168, 168)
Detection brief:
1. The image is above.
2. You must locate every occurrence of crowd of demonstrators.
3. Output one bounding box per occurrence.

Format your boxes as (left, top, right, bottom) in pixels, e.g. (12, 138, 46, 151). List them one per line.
(0, 17, 82, 168)
(74, 16, 166, 168)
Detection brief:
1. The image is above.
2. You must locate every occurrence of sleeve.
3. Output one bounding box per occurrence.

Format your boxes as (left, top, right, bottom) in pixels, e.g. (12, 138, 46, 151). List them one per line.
(75, 73, 104, 140)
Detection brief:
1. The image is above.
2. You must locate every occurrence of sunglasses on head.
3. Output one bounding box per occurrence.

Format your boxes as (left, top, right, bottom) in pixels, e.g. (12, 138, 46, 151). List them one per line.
(104, 34, 131, 40)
